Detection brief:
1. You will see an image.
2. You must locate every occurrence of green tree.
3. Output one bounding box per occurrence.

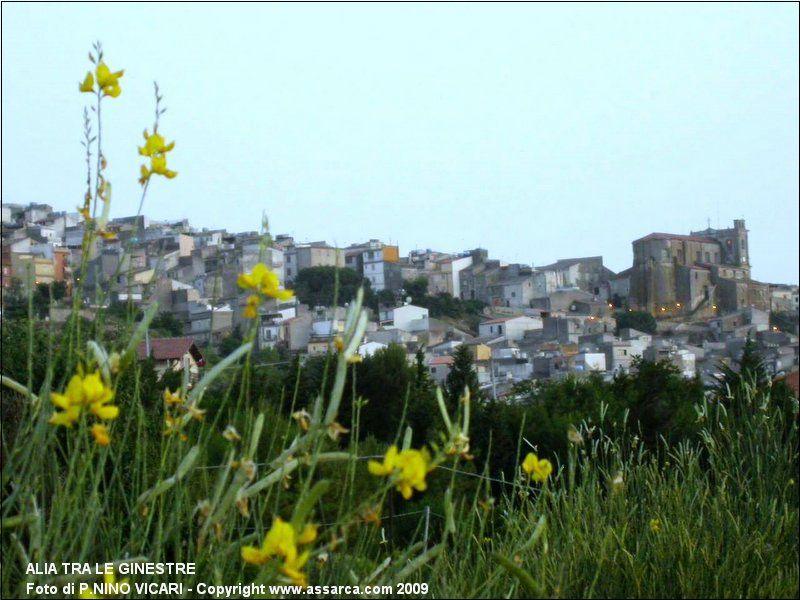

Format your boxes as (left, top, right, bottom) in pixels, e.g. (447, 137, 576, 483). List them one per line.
(403, 277, 429, 304)
(293, 266, 373, 307)
(614, 310, 657, 335)
(445, 344, 480, 410)
(715, 337, 771, 411)
(613, 357, 704, 449)
(219, 325, 244, 357)
(150, 311, 185, 336)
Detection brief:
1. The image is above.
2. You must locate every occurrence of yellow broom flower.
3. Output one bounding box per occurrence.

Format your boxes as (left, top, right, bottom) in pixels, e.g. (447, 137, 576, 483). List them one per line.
(521, 452, 552, 483)
(243, 294, 260, 319)
(79, 71, 94, 93)
(237, 263, 293, 301)
(91, 423, 111, 446)
(368, 445, 432, 500)
(149, 154, 178, 179)
(138, 131, 176, 157)
(241, 517, 318, 585)
(95, 62, 124, 97)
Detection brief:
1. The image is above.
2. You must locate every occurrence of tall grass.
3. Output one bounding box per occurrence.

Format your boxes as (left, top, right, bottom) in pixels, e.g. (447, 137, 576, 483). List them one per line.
(2, 290, 798, 598)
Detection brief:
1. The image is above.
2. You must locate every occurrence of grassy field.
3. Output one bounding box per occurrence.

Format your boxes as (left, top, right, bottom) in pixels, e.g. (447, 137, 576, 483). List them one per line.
(1, 286, 797, 598)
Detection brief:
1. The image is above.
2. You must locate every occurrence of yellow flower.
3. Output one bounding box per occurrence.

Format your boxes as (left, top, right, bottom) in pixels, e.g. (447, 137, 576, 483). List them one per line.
(138, 131, 175, 157)
(368, 445, 399, 476)
(149, 154, 178, 179)
(521, 452, 552, 483)
(649, 518, 661, 533)
(368, 445, 432, 500)
(243, 294, 260, 319)
(163, 388, 183, 406)
(241, 517, 318, 585)
(91, 423, 111, 446)
(237, 263, 293, 301)
(95, 62, 124, 97)
(82, 372, 118, 420)
(49, 371, 118, 427)
(48, 402, 81, 428)
(296, 523, 318, 545)
(138, 164, 151, 186)
(79, 71, 94, 93)
(280, 550, 310, 587)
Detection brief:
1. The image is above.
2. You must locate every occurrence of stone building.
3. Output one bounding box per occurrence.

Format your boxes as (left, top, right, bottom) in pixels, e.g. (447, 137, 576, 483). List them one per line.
(629, 220, 768, 315)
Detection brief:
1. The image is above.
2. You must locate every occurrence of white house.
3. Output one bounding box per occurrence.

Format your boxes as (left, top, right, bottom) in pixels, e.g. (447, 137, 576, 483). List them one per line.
(390, 304, 429, 332)
(478, 315, 542, 342)
(491, 347, 533, 382)
(602, 340, 644, 373)
(429, 355, 454, 384)
(358, 341, 388, 358)
(574, 352, 607, 373)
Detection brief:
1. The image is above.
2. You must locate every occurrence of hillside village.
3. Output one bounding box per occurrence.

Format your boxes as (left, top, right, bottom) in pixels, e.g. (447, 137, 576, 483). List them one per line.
(2, 202, 798, 397)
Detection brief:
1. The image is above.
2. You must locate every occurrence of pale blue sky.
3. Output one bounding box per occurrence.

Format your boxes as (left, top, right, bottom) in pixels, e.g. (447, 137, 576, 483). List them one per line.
(2, 3, 798, 283)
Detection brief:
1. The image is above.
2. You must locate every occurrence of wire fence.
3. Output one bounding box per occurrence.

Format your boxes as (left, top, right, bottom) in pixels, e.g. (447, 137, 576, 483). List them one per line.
(193, 454, 518, 488)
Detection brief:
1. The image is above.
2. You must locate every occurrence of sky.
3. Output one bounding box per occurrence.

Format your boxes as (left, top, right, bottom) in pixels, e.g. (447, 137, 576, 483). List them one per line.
(2, 3, 798, 283)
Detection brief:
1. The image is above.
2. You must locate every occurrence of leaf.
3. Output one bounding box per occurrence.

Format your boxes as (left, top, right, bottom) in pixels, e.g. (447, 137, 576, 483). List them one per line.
(122, 302, 159, 364)
(492, 552, 541, 596)
(291, 480, 330, 531)
(187, 342, 252, 405)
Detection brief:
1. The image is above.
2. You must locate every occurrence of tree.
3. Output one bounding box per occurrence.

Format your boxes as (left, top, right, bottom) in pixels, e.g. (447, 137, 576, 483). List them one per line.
(715, 336, 770, 412)
(150, 311, 185, 336)
(445, 344, 480, 410)
(614, 310, 657, 335)
(403, 277, 429, 304)
(219, 325, 244, 357)
(376, 288, 396, 307)
(293, 266, 373, 307)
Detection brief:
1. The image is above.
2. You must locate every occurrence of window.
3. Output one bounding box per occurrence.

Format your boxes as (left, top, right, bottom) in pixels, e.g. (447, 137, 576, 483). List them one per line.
(695, 251, 701, 263)
(498, 325, 503, 334)
(705, 252, 710, 263)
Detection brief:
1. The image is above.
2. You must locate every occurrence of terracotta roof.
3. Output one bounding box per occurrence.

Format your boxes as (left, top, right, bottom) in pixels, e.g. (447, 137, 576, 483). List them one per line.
(137, 337, 204, 363)
(780, 371, 799, 397)
(634, 233, 719, 244)
(430, 356, 455, 366)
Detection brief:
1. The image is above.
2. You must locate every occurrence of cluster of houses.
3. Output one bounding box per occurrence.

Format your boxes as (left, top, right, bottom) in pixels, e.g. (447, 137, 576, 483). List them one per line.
(2, 202, 798, 396)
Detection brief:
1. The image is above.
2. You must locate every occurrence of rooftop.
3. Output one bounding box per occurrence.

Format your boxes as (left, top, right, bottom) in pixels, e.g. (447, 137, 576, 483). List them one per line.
(137, 337, 205, 363)
(633, 233, 718, 244)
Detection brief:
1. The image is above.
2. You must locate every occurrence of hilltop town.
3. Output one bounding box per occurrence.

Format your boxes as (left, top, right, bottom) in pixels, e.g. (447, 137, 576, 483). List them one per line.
(2, 202, 798, 397)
